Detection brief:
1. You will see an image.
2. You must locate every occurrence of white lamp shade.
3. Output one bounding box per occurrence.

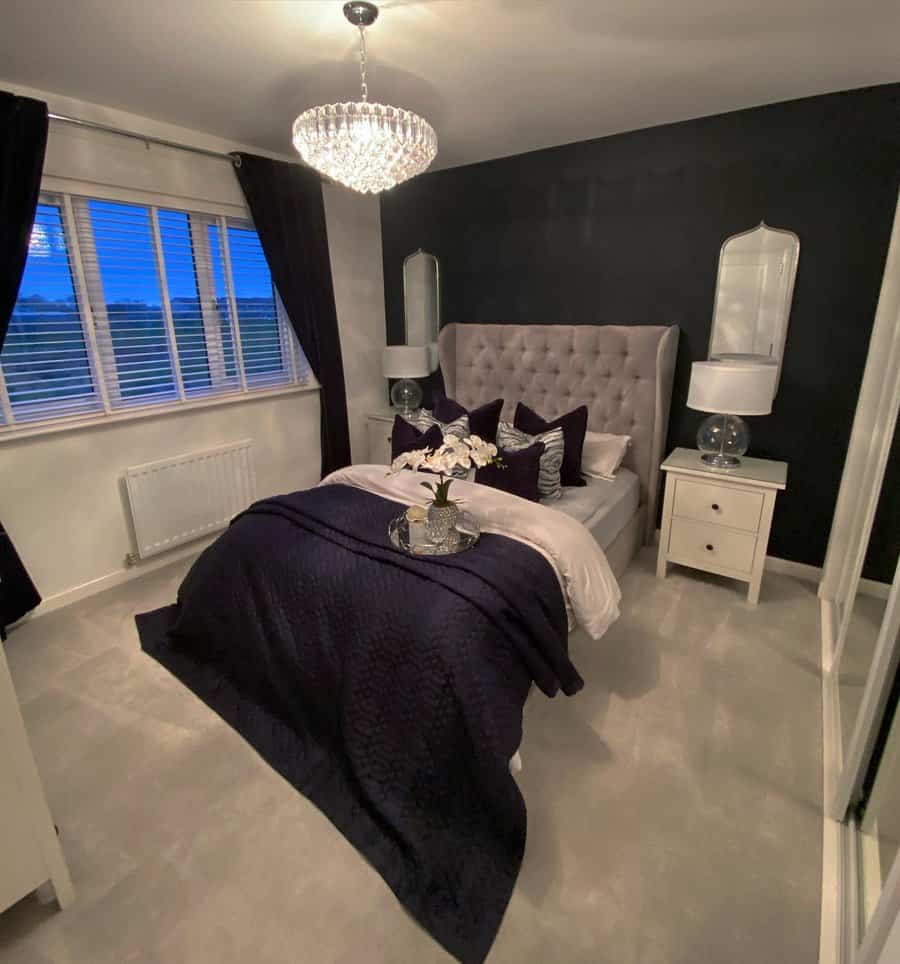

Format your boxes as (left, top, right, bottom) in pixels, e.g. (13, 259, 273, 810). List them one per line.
(382, 345, 433, 379)
(687, 360, 777, 416)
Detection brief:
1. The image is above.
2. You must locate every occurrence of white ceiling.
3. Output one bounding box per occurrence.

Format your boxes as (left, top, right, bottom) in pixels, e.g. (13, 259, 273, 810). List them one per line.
(2, 0, 899, 170)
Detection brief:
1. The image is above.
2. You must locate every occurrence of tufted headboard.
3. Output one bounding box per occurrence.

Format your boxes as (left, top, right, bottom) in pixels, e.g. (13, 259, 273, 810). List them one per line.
(439, 323, 679, 542)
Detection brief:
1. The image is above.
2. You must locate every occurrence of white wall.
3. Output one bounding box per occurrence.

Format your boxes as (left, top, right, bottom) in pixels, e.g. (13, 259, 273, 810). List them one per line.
(0, 82, 386, 611)
(1, 392, 320, 607)
(324, 183, 388, 461)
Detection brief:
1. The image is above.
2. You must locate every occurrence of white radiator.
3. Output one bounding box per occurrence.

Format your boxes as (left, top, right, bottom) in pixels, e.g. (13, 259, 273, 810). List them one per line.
(124, 439, 256, 560)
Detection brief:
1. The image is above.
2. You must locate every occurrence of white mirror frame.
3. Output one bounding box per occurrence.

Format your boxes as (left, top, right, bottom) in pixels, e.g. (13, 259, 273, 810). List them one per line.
(402, 249, 440, 347)
(708, 221, 800, 395)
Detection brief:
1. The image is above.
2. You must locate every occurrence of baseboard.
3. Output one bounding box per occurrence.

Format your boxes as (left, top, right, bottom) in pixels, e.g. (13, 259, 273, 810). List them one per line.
(764, 555, 822, 583)
(858, 577, 892, 601)
(20, 529, 893, 624)
(652, 524, 888, 599)
(15, 537, 213, 624)
(764, 555, 890, 601)
(657, 536, 889, 601)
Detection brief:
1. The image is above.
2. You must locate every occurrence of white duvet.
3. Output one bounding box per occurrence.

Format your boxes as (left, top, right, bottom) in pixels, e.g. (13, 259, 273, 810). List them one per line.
(321, 465, 621, 640)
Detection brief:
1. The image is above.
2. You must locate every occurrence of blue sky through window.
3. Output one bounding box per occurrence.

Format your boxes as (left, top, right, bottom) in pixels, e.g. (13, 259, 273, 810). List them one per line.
(158, 209, 211, 392)
(226, 224, 284, 382)
(88, 199, 176, 401)
(3, 203, 95, 413)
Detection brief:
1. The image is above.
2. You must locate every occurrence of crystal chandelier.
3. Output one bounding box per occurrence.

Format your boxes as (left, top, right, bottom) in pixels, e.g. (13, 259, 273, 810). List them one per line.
(292, 2, 438, 194)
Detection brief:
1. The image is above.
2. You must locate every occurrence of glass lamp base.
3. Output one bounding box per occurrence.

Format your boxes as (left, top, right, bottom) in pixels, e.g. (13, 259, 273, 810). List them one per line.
(390, 378, 423, 414)
(701, 452, 742, 468)
(696, 413, 749, 467)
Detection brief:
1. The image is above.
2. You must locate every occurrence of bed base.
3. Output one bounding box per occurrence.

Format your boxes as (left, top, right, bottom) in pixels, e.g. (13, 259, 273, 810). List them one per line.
(603, 505, 646, 581)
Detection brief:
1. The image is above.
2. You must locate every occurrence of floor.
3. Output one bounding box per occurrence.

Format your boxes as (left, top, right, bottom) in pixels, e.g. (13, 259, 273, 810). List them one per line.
(0, 549, 823, 964)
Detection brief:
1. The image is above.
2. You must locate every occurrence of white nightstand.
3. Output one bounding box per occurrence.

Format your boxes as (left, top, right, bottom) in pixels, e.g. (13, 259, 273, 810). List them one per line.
(366, 409, 397, 465)
(656, 447, 788, 605)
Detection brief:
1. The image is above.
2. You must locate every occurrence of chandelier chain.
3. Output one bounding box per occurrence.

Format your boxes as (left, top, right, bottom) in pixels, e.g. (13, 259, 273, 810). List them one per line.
(358, 26, 368, 102)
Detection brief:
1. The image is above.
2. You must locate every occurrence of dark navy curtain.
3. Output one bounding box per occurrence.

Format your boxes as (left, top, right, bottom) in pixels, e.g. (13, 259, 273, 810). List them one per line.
(234, 154, 352, 478)
(0, 90, 48, 634)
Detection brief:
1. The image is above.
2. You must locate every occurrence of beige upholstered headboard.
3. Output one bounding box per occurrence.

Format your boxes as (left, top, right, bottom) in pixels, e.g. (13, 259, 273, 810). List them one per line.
(439, 323, 679, 542)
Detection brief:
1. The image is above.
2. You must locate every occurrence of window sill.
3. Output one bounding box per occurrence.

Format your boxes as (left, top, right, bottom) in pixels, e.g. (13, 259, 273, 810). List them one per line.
(0, 382, 320, 445)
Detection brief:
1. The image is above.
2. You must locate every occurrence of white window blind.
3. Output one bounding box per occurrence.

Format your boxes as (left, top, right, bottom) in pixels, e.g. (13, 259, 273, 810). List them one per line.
(219, 221, 294, 388)
(0, 198, 102, 424)
(0, 191, 311, 433)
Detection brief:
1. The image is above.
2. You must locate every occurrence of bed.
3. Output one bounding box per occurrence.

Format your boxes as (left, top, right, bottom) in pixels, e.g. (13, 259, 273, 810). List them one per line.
(438, 322, 679, 574)
(135, 321, 678, 964)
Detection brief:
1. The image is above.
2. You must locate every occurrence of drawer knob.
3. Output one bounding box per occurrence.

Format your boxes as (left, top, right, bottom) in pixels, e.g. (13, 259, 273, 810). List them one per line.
(705, 544, 714, 551)
(711, 503, 720, 511)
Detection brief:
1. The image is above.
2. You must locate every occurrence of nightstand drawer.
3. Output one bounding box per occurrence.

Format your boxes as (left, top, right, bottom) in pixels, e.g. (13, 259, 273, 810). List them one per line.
(668, 518, 757, 575)
(673, 478, 763, 532)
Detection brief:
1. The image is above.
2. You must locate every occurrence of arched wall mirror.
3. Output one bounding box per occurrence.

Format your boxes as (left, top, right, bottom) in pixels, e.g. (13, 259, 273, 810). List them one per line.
(403, 249, 440, 348)
(709, 222, 800, 395)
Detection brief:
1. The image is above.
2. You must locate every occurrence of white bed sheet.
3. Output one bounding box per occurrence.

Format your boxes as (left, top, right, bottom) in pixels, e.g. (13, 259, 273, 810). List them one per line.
(322, 464, 621, 640)
(546, 468, 640, 549)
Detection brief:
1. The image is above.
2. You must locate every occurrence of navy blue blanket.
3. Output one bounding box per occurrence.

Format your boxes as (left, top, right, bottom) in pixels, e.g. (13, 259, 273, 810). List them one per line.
(136, 483, 580, 962)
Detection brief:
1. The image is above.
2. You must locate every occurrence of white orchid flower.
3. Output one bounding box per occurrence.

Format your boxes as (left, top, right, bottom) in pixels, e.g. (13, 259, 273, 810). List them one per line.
(441, 438, 466, 457)
(463, 435, 497, 462)
(390, 452, 413, 472)
(405, 449, 430, 470)
(391, 446, 435, 473)
(425, 453, 452, 475)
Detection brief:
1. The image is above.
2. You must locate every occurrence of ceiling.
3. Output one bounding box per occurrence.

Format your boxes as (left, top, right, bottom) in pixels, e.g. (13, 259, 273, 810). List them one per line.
(2, 0, 899, 171)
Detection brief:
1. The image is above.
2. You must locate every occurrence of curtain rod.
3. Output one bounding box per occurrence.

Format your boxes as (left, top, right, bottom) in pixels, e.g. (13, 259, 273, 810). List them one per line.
(48, 112, 242, 167)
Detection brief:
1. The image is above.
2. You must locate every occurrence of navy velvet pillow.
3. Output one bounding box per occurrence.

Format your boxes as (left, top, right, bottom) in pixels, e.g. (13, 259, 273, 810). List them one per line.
(514, 402, 588, 487)
(390, 416, 443, 462)
(475, 441, 545, 503)
(434, 396, 503, 443)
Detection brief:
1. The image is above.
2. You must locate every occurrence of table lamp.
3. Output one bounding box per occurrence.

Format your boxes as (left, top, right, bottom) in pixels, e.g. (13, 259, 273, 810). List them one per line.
(687, 360, 777, 467)
(382, 345, 433, 414)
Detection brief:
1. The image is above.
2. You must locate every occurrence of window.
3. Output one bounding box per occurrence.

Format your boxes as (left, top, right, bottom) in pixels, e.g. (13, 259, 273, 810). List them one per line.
(0, 191, 311, 432)
(2, 201, 100, 423)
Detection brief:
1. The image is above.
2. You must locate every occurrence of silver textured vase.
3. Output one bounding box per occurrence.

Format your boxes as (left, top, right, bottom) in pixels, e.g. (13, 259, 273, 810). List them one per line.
(426, 503, 459, 545)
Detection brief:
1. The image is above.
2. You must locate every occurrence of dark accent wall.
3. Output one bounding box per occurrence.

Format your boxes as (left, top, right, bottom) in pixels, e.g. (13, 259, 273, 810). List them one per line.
(380, 84, 900, 574)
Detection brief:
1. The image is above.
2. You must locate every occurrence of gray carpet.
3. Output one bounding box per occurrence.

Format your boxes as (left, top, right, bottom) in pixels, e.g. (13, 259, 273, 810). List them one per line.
(0, 549, 822, 963)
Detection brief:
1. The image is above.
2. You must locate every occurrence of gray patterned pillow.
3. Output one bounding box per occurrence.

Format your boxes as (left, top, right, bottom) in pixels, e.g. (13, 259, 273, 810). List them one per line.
(496, 421, 564, 500)
(402, 410, 470, 477)
(404, 409, 469, 440)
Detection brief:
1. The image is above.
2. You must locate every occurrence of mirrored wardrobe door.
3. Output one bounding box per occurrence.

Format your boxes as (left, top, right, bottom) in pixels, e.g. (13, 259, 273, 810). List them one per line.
(850, 588, 900, 964)
(837, 419, 900, 762)
(856, 632, 900, 943)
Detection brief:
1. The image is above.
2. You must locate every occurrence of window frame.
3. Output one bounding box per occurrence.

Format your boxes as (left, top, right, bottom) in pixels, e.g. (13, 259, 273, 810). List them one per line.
(0, 178, 316, 441)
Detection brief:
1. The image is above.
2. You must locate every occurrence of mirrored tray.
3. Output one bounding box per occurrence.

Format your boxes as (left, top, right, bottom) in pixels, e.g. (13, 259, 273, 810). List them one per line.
(388, 509, 481, 556)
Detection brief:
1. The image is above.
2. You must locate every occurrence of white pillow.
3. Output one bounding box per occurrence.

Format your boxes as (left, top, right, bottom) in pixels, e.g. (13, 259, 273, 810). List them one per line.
(581, 432, 631, 480)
